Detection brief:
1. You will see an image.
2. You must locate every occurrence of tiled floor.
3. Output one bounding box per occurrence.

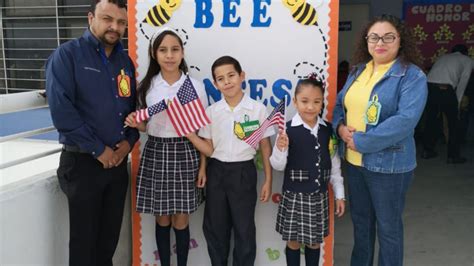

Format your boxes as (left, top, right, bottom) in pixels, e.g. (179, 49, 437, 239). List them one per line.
(334, 141, 474, 266)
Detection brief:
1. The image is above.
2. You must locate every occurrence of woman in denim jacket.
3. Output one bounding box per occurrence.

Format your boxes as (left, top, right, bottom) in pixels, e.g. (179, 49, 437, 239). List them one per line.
(332, 15, 427, 266)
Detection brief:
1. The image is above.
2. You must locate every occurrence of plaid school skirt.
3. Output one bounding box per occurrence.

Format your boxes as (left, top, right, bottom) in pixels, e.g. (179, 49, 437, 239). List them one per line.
(136, 136, 201, 216)
(276, 190, 329, 245)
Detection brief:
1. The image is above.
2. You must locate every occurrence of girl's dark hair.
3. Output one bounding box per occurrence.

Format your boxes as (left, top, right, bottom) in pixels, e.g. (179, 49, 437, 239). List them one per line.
(211, 55, 243, 80)
(137, 31, 188, 108)
(352, 14, 423, 68)
(295, 77, 325, 96)
(295, 77, 325, 116)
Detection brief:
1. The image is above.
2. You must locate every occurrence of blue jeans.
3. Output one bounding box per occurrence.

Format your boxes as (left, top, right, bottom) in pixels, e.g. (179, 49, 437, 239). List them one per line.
(346, 163, 414, 266)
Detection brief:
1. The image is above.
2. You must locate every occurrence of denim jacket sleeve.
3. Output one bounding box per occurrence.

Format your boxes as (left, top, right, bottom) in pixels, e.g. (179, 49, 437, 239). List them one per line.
(353, 66, 428, 153)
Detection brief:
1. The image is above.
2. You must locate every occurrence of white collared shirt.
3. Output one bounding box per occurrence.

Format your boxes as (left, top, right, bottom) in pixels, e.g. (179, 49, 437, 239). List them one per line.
(145, 72, 208, 137)
(269, 113, 345, 199)
(427, 52, 474, 104)
(199, 94, 275, 162)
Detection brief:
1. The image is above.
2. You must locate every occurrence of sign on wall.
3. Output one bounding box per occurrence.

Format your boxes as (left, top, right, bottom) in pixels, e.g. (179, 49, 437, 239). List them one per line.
(128, 1, 339, 265)
(404, 0, 474, 69)
(339, 21, 352, 31)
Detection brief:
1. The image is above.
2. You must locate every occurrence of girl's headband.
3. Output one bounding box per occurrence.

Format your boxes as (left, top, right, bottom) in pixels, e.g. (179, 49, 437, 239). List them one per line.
(149, 27, 184, 46)
(149, 27, 185, 59)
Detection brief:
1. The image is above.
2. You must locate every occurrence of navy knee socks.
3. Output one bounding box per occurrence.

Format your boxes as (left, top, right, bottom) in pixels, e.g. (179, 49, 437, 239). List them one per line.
(304, 247, 320, 266)
(155, 223, 171, 266)
(174, 226, 190, 266)
(285, 246, 301, 266)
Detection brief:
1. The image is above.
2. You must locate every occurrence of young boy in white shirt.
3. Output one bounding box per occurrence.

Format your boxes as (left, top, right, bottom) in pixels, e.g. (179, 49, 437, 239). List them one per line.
(187, 55, 274, 265)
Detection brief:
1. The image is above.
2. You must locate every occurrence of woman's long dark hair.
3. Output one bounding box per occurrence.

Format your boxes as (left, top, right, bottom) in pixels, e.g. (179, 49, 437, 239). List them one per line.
(351, 14, 423, 69)
(137, 30, 188, 108)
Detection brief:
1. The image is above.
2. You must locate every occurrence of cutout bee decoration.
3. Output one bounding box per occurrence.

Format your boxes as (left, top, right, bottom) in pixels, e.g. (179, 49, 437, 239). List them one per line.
(282, 1, 328, 86)
(282, 0, 319, 26)
(143, 0, 182, 27)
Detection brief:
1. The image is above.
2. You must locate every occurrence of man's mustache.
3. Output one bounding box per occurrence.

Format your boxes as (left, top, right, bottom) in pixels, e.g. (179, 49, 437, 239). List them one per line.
(106, 30, 120, 35)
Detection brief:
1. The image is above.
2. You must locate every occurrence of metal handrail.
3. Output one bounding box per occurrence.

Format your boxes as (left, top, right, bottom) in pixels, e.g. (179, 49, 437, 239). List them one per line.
(3, 48, 56, 51)
(0, 126, 56, 143)
(0, 126, 60, 170)
(0, 148, 62, 170)
(0, 5, 90, 9)
(0, 88, 40, 92)
(0, 68, 46, 72)
(0, 77, 45, 82)
(1, 16, 86, 20)
(1, 26, 87, 30)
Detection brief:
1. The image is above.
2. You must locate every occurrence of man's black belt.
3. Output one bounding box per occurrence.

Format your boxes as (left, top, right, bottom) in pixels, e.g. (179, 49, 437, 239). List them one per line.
(62, 144, 89, 154)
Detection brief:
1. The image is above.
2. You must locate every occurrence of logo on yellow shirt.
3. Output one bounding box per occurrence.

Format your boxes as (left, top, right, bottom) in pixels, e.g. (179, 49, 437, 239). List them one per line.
(365, 94, 381, 125)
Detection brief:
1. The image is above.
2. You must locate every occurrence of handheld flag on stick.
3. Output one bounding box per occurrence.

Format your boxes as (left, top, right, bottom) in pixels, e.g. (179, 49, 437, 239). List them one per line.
(135, 99, 167, 123)
(166, 75, 211, 136)
(244, 98, 286, 148)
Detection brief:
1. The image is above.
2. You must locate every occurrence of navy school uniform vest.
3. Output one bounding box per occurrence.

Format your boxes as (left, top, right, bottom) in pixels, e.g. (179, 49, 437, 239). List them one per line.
(283, 120, 333, 193)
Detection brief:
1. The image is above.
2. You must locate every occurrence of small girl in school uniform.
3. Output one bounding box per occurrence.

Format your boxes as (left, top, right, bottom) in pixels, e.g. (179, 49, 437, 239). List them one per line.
(270, 77, 346, 266)
(125, 29, 207, 266)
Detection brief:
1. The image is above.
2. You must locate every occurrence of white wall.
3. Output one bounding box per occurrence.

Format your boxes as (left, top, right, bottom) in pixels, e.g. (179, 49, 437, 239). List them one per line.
(0, 170, 132, 266)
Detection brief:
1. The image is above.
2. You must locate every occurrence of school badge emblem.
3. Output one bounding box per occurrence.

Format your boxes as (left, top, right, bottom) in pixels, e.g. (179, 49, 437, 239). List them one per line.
(234, 115, 260, 140)
(117, 69, 131, 97)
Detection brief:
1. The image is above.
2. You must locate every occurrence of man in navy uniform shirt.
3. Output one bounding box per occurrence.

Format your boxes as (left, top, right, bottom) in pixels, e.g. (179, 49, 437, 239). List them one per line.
(45, 1, 138, 265)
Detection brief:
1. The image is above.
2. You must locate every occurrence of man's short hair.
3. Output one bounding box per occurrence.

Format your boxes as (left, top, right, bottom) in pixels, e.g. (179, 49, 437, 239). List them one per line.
(90, 0, 127, 13)
(451, 44, 468, 56)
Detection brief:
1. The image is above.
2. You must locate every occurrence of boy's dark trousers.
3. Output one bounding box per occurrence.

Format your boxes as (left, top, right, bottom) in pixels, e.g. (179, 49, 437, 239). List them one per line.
(57, 150, 129, 266)
(203, 158, 257, 266)
(422, 82, 461, 159)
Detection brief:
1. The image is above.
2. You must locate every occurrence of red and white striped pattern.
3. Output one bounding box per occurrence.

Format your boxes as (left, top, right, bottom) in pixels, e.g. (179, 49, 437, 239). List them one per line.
(135, 108, 149, 123)
(166, 76, 210, 137)
(244, 99, 286, 148)
(244, 113, 285, 148)
(166, 97, 210, 137)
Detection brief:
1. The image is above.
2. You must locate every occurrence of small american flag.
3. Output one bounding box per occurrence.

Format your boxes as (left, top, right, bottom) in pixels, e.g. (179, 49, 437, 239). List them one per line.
(244, 98, 286, 148)
(135, 99, 167, 123)
(166, 75, 211, 136)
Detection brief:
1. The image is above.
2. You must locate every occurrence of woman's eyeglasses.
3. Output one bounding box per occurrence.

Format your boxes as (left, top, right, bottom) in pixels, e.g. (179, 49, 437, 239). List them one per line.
(366, 34, 398, 43)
